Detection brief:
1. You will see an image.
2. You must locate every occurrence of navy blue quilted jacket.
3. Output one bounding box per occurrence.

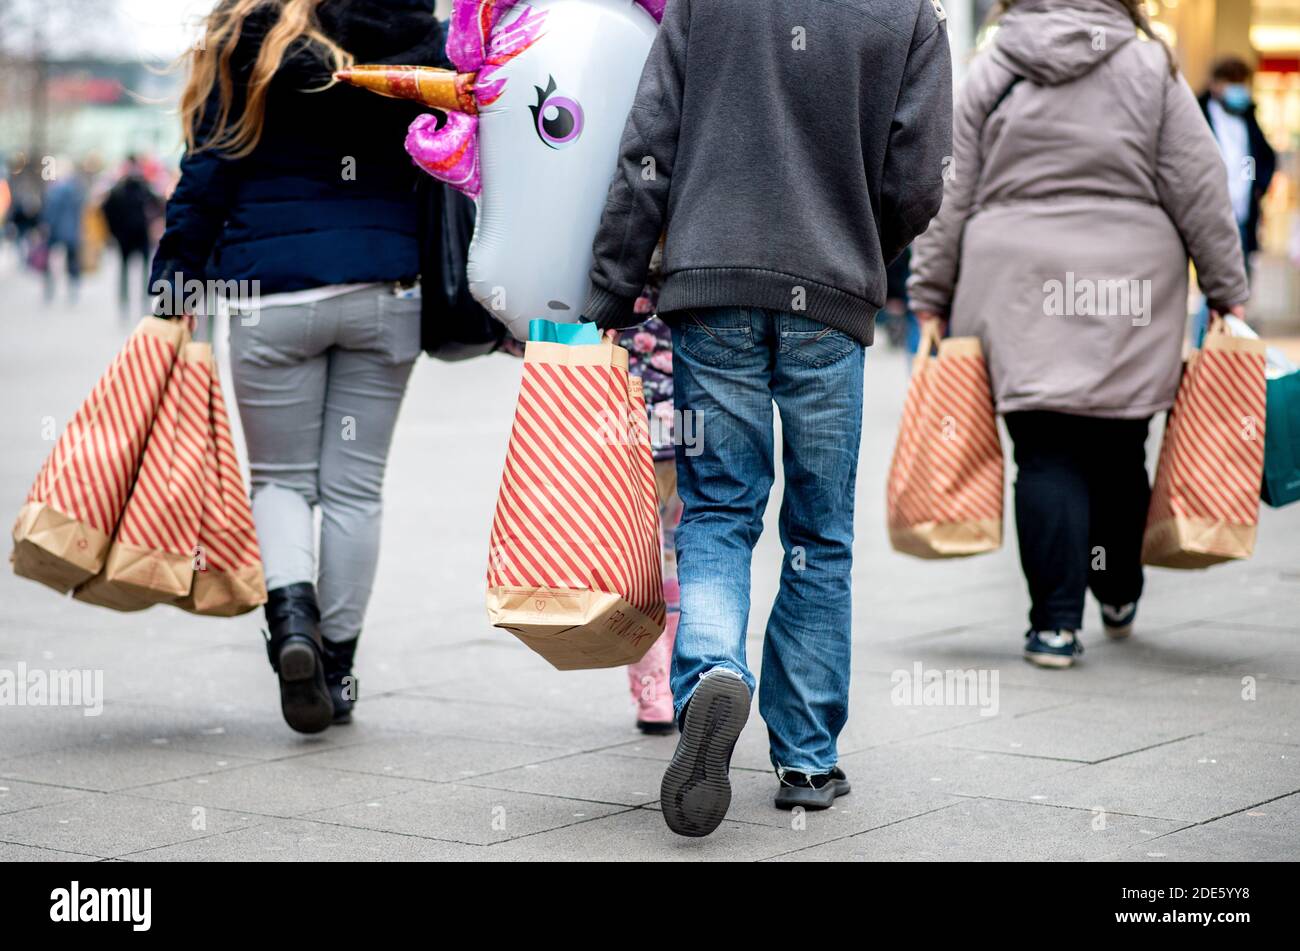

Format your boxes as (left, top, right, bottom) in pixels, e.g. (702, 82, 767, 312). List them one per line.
(150, 0, 451, 309)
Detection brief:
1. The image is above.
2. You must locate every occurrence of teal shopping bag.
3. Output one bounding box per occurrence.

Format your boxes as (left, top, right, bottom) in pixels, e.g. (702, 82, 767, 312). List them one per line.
(1263, 370, 1300, 508)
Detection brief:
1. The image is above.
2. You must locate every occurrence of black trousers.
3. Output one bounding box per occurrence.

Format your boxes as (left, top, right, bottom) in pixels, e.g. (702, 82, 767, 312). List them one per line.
(1004, 411, 1152, 632)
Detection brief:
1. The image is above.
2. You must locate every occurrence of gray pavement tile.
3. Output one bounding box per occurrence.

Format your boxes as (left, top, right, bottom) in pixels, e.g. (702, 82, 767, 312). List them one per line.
(401, 663, 632, 713)
(0, 841, 102, 861)
(128, 760, 432, 818)
(291, 732, 577, 783)
(0, 792, 262, 858)
(768, 798, 1185, 862)
(1138, 674, 1300, 748)
(0, 779, 89, 816)
(1215, 649, 1300, 685)
(357, 692, 638, 750)
(461, 750, 668, 806)
(855, 625, 1193, 696)
(302, 782, 627, 845)
(985, 736, 1300, 823)
(928, 681, 1234, 763)
(105, 700, 409, 760)
(126, 817, 483, 861)
(479, 805, 841, 861)
(0, 739, 260, 793)
(1114, 793, 1300, 861)
(834, 741, 1084, 799)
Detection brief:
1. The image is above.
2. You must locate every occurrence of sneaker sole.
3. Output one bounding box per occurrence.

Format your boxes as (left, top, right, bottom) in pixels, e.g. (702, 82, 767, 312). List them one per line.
(278, 641, 334, 735)
(1023, 650, 1075, 669)
(660, 674, 750, 838)
(1103, 625, 1133, 640)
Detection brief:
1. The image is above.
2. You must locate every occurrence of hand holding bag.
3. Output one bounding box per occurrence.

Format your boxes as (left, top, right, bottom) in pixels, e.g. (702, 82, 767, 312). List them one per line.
(1142, 316, 1267, 568)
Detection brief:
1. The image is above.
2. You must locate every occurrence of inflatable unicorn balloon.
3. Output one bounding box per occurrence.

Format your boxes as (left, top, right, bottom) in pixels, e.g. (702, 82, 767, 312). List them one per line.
(338, 0, 664, 340)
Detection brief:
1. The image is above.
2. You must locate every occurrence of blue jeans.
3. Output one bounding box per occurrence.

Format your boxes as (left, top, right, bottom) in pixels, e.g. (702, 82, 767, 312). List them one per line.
(669, 307, 865, 774)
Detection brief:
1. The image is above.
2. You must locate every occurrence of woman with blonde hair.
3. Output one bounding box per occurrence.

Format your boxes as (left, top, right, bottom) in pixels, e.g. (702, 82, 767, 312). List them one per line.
(151, 0, 449, 731)
(910, 0, 1248, 667)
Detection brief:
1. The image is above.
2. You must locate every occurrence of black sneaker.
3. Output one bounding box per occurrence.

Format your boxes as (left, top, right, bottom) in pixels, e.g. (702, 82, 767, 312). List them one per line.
(659, 670, 750, 838)
(774, 766, 851, 811)
(1100, 602, 1137, 640)
(1023, 629, 1082, 668)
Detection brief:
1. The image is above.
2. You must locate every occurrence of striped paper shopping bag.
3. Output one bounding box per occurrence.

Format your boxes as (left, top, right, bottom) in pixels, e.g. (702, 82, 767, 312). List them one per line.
(74, 341, 212, 610)
(1142, 321, 1267, 569)
(175, 361, 267, 616)
(886, 322, 1004, 558)
(486, 340, 666, 670)
(12, 317, 186, 593)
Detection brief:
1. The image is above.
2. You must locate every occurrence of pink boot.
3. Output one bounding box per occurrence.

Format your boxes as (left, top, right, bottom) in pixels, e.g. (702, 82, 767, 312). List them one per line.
(628, 605, 678, 734)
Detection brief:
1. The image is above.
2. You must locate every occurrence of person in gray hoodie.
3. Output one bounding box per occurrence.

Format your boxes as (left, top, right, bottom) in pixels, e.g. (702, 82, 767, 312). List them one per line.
(584, 0, 953, 836)
(909, 0, 1249, 668)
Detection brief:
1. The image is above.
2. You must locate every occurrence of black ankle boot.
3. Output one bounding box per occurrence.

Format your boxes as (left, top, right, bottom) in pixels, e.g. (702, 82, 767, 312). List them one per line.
(321, 637, 359, 724)
(263, 583, 334, 734)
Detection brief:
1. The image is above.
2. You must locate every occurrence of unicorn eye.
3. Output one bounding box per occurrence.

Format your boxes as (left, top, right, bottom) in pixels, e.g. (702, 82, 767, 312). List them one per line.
(530, 76, 584, 149)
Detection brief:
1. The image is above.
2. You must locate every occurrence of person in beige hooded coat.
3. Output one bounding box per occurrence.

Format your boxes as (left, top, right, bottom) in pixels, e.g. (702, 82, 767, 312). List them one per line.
(909, 0, 1249, 667)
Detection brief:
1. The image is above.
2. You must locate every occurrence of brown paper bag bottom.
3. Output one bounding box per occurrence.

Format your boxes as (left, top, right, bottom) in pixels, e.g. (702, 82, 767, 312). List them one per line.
(487, 586, 665, 671)
(174, 564, 267, 617)
(72, 572, 155, 613)
(889, 519, 1002, 560)
(72, 544, 194, 611)
(11, 501, 111, 594)
(1142, 516, 1258, 570)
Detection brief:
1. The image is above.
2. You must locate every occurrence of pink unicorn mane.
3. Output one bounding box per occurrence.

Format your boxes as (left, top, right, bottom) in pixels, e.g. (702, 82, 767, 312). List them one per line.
(408, 0, 665, 199)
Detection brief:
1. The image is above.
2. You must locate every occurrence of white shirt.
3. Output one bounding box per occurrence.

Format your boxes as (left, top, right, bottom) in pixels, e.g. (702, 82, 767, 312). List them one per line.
(254, 283, 381, 310)
(1207, 98, 1252, 226)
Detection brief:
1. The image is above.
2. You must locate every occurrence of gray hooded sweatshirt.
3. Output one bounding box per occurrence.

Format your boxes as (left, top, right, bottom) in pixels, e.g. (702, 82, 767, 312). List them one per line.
(909, 0, 1249, 418)
(584, 0, 953, 344)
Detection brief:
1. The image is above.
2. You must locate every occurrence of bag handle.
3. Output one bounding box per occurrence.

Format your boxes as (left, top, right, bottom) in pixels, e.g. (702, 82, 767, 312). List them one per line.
(912, 318, 944, 372)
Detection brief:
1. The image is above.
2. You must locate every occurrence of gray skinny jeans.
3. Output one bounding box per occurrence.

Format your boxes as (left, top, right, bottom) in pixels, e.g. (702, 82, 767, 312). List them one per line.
(229, 287, 421, 643)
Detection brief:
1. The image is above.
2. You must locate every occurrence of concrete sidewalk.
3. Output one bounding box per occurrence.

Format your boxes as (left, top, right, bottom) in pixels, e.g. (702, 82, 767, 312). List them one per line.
(1, 256, 1297, 862)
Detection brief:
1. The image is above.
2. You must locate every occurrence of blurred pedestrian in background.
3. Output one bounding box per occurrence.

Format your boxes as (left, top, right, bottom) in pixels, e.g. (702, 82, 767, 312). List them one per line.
(4, 152, 45, 262)
(152, 0, 453, 735)
(102, 155, 164, 320)
(910, 0, 1249, 669)
(1191, 55, 1277, 344)
(40, 159, 88, 305)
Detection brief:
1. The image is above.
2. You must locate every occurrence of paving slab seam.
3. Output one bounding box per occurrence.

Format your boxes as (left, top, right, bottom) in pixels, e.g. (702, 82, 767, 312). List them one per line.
(948, 792, 1189, 823)
(1136, 786, 1300, 845)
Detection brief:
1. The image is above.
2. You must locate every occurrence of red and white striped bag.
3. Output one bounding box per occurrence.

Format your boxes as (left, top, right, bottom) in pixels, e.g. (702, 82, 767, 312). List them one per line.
(886, 322, 1004, 558)
(486, 340, 665, 670)
(74, 341, 212, 610)
(1142, 320, 1267, 568)
(175, 365, 267, 616)
(12, 317, 186, 593)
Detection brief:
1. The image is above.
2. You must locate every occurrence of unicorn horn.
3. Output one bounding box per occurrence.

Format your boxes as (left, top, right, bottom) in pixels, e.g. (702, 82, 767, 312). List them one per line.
(334, 65, 479, 115)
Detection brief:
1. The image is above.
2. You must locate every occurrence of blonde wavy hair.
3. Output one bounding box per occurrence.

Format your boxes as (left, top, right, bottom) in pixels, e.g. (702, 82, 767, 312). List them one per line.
(180, 0, 355, 158)
(989, 0, 1178, 77)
